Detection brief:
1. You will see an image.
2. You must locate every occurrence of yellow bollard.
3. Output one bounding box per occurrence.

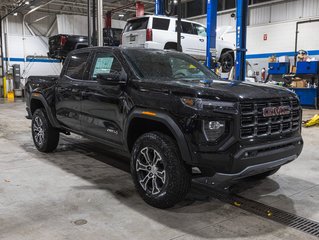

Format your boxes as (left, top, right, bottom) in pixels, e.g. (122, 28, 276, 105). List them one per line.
(7, 91, 14, 102)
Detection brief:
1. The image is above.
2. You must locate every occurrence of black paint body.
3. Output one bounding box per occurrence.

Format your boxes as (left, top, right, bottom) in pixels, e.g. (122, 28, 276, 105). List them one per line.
(26, 47, 303, 178)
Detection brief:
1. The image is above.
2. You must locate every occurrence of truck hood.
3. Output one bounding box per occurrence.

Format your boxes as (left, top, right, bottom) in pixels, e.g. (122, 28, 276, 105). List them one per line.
(134, 79, 297, 102)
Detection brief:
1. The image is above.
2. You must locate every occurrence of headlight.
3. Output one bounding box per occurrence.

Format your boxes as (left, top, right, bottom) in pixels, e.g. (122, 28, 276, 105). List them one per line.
(203, 120, 226, 142)
(181, 97, 238, 114)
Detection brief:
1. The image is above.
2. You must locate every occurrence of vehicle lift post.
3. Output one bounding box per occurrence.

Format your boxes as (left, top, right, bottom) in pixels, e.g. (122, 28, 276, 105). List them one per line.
(155, 0, 164, 15)
(235, 0, 249, 81)
(206, 0, 218, 69)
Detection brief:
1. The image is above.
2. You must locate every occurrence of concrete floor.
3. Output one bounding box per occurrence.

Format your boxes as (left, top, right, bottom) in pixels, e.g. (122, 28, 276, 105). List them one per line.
(0, 99, 319, 240)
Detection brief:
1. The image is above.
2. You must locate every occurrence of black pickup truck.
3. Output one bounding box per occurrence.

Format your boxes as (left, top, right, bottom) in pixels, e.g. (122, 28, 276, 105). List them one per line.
(25, 47, 303, 208)
(48, 29, 122, 59)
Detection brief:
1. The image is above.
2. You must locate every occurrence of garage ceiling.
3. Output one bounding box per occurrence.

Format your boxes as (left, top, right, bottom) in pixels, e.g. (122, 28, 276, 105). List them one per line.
(0, 0, 156, 19)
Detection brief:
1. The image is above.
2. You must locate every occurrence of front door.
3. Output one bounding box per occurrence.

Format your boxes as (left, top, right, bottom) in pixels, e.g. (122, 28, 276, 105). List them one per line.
(193, 23, 207, 59)
(81, 51, 125, 147)
(55, 52, 90, 132)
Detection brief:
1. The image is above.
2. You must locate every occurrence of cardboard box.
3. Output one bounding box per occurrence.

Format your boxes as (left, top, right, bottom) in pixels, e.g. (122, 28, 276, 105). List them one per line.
(291, 79, 307, 88)
(268, 56, 277, 63)
(291, 66, 297, 73)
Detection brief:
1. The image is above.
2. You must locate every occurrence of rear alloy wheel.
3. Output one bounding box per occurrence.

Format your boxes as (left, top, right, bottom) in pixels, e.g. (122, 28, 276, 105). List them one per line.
(32, 108, 60, 153)
(131, 132, 191, 209)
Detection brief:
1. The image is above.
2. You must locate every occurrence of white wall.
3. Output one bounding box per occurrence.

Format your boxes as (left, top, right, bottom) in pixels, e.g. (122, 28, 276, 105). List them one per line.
(2, 13, 62, 83)
(56, 14, 126, 35)
(2, 13, 126, 85)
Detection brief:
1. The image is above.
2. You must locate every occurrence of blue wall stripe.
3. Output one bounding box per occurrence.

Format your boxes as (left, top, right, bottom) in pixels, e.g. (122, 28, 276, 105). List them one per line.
(246, 50, 319, 59)
(2, 57, 61, 63)
(2, 50, 319, 62)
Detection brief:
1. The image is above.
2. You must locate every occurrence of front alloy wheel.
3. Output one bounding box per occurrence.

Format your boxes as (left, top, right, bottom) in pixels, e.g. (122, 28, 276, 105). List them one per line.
(131, 132, 191, 209)
(136, 147, 166, 195)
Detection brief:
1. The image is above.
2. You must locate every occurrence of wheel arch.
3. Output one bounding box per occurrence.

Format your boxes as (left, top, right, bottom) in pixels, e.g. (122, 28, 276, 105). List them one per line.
(30, 94, 60, 128)
(125, 109, 192, 164)
(164, 42, 178, 51)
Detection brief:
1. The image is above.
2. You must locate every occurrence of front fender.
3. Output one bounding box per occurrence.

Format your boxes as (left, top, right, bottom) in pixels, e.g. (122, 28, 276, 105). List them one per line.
(125, 108, 193, 164)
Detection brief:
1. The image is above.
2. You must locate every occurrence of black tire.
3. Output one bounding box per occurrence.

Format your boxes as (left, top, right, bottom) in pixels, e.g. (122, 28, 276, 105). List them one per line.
(32, 108, 60, 153)
(219, 51, 234, 73)
(248, 167, 281, 180)
(131, 132, 191, 209)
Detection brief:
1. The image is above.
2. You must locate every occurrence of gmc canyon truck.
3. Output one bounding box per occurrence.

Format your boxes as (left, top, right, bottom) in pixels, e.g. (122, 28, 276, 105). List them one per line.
(25, 47, 303, 209)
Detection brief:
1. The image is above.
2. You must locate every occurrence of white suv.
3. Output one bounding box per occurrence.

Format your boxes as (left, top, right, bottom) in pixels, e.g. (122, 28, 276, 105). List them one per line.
(122, 15, 235, 72)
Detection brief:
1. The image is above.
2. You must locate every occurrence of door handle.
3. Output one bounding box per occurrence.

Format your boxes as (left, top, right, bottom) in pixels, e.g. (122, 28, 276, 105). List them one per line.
(199, 39, 204, 42)
(181, 36, 185, 39)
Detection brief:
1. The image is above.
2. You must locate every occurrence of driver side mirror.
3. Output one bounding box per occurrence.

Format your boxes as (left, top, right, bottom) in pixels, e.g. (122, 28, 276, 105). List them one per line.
(96, 71, 127, 86)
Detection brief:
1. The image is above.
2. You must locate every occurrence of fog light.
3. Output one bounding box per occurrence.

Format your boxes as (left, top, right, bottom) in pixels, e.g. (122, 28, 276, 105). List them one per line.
(209, 121, 225, 130)
(203, 120, 226, 142)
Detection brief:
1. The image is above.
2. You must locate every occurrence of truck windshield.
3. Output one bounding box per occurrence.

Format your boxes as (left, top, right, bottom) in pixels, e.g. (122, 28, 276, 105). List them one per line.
(123, 49, 218, 81)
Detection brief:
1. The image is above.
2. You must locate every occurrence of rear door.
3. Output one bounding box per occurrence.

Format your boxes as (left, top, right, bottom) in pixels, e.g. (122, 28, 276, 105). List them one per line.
(55, 52, 90, 132)
(122, 17, 149, 47)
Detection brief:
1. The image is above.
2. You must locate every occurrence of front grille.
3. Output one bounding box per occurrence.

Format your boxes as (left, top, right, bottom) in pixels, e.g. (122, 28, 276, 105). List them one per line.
(240, 99, 300, 139)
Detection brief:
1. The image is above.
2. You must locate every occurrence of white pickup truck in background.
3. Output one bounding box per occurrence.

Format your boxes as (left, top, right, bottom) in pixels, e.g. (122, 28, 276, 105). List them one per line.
(122, 15, 235, 72)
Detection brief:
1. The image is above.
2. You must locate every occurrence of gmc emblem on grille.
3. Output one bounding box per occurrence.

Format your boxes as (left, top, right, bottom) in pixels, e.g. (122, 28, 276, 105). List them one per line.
(263, 106, 291, 117)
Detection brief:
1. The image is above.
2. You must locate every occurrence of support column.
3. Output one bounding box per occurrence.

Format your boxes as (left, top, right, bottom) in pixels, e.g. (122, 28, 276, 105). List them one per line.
(97, 0, 103, 47)
(177, 0, 182, 52)
(87, 0, 91, 47)
(136, 1, 145, 17)
(155, 0, 163, 15)
(92, 0, 96, 46)
(206, 0, 218, 69)
(235, 0, 249, 81)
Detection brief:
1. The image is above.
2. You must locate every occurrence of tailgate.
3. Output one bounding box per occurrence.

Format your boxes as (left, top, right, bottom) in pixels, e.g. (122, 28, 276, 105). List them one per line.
(49, 35, 61, 52)
(122, 17, 149, 47)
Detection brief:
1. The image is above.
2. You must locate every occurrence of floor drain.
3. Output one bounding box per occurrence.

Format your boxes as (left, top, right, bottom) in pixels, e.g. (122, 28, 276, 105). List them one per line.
(194, 182, 319, 238)
(73, 219, 88, 226)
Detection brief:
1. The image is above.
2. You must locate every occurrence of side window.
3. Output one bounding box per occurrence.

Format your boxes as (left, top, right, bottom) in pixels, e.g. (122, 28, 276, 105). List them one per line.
(65, 52, 90, 79)
(170, 57, 205, 79)
(194, 24, 207, 37)
(181, 21, 194, 34)
(152, 18, 170, 30)
(92, 53, 122, 79)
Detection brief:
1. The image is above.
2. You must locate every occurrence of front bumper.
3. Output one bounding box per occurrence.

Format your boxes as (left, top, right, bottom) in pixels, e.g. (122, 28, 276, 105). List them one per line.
(196, 155, 297, 185)
(193, 135, 303, 181)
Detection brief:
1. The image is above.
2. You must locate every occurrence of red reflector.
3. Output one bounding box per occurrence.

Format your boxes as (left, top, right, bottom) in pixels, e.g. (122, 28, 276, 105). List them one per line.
(146, 28, 152, 41)
(60, 35, 68, 46)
